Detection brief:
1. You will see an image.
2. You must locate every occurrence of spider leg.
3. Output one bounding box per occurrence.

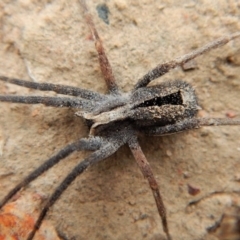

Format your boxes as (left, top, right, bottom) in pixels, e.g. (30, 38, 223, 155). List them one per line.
(0, 75, 106, 101)
(128, 137, 171, 240)
(80, 0, 119, 94)
(26, 140, 123, 240)
(0, 137, 104, 209)
(0, 95, 95, 111)
(134, 32, 240, 89)
(144, 117, 240, 136)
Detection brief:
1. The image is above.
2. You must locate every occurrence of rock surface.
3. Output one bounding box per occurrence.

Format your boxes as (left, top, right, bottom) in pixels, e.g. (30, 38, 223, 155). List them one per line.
(0, 1, 240, 239)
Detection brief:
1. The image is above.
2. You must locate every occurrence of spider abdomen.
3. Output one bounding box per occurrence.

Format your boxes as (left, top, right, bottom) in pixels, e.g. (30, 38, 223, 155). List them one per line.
(130, 80, 199, 127)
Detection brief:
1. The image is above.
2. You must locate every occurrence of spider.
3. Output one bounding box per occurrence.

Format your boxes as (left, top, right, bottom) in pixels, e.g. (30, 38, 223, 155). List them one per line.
(0, 0, 240, 239)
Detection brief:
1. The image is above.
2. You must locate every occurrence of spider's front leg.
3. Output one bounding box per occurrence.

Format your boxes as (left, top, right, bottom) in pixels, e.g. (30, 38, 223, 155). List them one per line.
(0, 75, 107, 112)
(0, 137, 104, 209)
(26, 136, 126, 240)
(0, 95, 96, 111)
(0, 75, 106, 100)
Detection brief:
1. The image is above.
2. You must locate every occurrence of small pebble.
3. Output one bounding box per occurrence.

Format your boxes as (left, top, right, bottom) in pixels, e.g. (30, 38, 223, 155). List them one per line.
(226, 111, 237, 118)
(187, 184, 200, 196)
(114, 0, 127, 11)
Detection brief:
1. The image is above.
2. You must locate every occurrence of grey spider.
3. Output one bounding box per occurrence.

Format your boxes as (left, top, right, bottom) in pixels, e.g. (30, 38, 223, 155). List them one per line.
(0, 0, 240, 239)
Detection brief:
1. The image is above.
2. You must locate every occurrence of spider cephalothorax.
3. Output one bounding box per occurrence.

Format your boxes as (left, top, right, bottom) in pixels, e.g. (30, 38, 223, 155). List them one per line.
(0, 0, 239, 239)
(79, 80, 198, 135)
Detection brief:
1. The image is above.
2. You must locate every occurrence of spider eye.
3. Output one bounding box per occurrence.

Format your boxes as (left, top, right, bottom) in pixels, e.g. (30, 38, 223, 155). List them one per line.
(137, 91, 183, 108)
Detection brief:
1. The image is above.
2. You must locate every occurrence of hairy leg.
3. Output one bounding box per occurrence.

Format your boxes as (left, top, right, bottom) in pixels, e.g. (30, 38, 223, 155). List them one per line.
(134, 32, 240, 89)
(80, 0, 119, 94)
(128, 137, 171, 240)
(26, 140, 123, 240)
(144, 117, 240, 136)
(0, 95, 95, 111)
(0, 76, 105, 100)
(0, 137, 104, 209)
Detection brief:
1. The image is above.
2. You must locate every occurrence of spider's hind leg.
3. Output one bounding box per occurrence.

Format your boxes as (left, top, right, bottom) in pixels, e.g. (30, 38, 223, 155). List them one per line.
(134, 32, 240, 89)
(128, 138, 172, 240)
(144, 117, 240, 136)
(80, 0, 119, 94)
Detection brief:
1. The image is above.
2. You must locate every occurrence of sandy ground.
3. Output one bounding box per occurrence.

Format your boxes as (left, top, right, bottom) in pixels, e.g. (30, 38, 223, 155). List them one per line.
(0, 0, 240, 240)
